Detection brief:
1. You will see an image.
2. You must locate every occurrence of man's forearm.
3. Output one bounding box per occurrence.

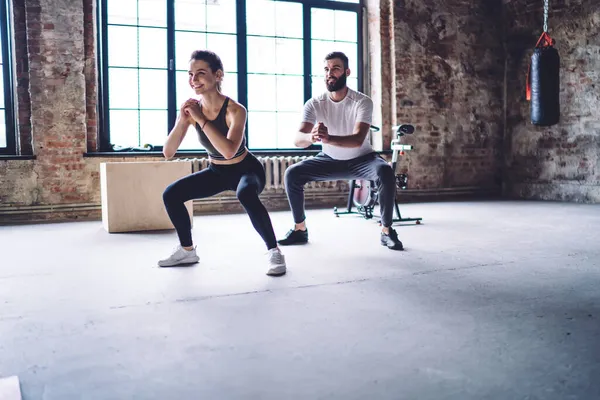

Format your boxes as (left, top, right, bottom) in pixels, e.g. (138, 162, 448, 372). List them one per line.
(294, 131, 314, 148)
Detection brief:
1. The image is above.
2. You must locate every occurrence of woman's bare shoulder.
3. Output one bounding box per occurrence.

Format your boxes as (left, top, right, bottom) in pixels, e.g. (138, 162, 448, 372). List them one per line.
(226, 98, 247, 115)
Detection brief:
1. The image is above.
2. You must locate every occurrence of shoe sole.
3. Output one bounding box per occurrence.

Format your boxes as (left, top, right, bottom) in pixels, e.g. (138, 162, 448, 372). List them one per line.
(277, 240, 308, 246)
(266, 266, 287, 276)
(381, 242, 404, 251)
(158, 257, 200, 267)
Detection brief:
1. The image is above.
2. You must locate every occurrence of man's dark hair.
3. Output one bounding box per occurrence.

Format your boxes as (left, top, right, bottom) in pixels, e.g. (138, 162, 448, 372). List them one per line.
(324, 51, 349, 70)
(190, 50, 224, 73)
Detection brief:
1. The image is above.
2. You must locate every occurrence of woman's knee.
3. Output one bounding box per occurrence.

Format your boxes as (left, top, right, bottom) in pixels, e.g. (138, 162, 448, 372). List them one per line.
(163, 182, 181, 205)
(236, 183, 259, 204)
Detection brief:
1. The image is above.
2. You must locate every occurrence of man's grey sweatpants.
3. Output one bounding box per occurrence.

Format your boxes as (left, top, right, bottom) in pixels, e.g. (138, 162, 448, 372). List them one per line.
(284, 151, 396, 227)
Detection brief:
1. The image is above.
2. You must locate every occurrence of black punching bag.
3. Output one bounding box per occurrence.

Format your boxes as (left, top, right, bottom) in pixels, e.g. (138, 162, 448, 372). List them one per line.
(527, 32, 560, 126)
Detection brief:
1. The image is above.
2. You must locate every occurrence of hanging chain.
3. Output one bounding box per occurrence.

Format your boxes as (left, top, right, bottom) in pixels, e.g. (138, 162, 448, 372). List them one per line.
(543, 0, 549, 32)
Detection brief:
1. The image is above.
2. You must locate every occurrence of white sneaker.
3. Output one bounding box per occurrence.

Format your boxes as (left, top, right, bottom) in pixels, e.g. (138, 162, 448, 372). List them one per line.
(158, 245, 200, 267)
(266, 248, 286, 276)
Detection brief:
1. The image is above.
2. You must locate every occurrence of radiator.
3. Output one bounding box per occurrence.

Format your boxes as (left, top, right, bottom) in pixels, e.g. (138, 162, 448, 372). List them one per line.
(191, 156, 346, 192)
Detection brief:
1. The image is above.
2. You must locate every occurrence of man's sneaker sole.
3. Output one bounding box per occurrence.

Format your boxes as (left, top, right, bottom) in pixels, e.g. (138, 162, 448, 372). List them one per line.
(277, 240, 308, 246)
(381, 241, 404, 251)
(267, 265, 287, 276)
(158, 256, 200, 267)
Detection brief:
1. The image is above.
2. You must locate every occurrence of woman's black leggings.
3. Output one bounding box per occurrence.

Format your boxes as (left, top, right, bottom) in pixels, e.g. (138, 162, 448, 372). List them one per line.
(162, 153, 277, 250)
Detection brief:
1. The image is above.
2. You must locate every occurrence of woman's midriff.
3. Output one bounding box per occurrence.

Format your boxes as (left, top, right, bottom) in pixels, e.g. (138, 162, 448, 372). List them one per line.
(209, 148, 249, 165)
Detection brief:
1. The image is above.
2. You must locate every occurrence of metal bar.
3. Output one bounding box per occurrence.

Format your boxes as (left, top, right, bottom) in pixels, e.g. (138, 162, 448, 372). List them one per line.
(0, 0, 16, 154)
(303, 2, 312, 101)
(390, 144, 413, 151)
(97, 0, 111, 151)
(167, 0, 176, 133)
(357, 5, 364, 92)
(275, 0, 360, 12)
(236, 0, 249, 145)
(543, 0, 549, 32)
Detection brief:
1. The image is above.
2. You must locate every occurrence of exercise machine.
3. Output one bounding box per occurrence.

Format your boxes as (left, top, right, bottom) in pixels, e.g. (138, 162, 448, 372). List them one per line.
(333, 124, 422, 225)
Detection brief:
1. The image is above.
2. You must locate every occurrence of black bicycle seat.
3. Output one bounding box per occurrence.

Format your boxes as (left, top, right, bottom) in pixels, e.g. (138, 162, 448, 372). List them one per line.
(393, 124, 415, 136)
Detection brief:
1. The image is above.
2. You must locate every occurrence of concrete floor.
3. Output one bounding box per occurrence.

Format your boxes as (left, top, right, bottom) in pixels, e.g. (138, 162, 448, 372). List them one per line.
(1, 200, 600, 400)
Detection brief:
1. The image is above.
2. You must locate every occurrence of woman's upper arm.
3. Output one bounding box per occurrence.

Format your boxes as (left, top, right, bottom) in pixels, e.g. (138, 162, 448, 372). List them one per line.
(226, 103, 247, 148)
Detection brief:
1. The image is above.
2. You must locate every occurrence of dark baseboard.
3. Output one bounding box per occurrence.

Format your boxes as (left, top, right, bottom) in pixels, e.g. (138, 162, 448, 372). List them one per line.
(0, 186, 501, 225)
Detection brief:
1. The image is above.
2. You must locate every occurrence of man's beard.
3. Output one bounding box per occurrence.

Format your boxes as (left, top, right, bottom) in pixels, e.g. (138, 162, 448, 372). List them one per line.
(326, 74, 347, 92)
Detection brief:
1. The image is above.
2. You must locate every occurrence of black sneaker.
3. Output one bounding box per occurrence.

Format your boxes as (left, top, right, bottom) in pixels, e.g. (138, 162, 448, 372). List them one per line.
(278, 228, 309, 246)
(381, 227, 404, 250)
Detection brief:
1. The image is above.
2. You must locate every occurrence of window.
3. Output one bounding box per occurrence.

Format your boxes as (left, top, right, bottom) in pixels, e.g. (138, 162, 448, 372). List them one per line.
(246, 1, 304, 149)
(174, 0, 237, 150)
(104, 0, 169, 150)
(0, 0, 15, 155)
(310, 8, 359, 96)
(97, 0, 362, 152)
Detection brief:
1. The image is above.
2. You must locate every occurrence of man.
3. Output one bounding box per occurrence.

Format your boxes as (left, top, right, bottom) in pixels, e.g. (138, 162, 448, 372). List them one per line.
(277, 51, 404, 250)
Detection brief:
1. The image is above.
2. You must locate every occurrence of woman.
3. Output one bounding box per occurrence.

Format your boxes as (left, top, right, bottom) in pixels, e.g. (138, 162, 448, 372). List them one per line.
(158, 50, 286, 276)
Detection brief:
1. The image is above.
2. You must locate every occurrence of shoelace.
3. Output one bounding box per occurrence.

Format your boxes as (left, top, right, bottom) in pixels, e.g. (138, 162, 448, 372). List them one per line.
(172, 245, 193, 257)
(268, 250, 283, 263)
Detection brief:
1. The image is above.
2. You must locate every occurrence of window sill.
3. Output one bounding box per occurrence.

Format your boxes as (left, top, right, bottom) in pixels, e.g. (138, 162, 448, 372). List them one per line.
(84, 149, 324, 158)
(0, 155, 36, 160)
(84, 151, 166, 158)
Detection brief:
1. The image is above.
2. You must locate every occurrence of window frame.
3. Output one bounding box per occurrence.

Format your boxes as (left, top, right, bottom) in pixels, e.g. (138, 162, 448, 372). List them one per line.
(96, 0, 363, 153)
(0, 0, 16, 155)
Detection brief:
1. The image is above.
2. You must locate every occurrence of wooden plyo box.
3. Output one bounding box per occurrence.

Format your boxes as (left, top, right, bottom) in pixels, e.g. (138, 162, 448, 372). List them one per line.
(0, 376, 21, 400)
(100, 161, 194, 233)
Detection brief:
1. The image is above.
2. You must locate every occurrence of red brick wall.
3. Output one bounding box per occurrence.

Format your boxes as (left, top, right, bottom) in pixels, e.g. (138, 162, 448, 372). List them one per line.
(1, 0, 506, 222)
(7, 0, 596, 222)
(83, 0, 97, 152)
(378, 0, 394, 148)
(16, 0, 90, 205)
(382, 0, 505, 190)
(504, 0, 600, 202)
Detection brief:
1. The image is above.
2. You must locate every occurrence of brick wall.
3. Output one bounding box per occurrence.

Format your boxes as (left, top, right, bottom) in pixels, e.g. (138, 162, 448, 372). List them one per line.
(10, 0, 595, 223)
(383, 0, 505, 191)
(503, 0, 600, 202)
(378, 0, 394, 148)
(26, 0, 90, 205)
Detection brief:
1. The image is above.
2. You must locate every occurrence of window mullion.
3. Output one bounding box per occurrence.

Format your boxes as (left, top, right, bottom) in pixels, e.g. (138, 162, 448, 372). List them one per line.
(167, 0, 176, 133)
(236, 0, 248, 142)
(357, 4, 363, 93)
(0, 0, 16, 154)
(98, 0, 111, 151)
(303, 3, 312, 103)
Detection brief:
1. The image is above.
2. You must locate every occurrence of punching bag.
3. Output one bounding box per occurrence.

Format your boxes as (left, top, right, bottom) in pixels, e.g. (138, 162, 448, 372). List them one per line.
(527, 32, 560, 126)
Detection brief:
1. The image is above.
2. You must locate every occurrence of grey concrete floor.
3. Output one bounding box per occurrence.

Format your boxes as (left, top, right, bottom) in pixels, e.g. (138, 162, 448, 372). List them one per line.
(1, 200, 600, 400)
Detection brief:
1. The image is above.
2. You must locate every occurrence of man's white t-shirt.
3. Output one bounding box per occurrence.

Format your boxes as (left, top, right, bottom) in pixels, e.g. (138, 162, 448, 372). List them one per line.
(301, 88, 374, 160)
